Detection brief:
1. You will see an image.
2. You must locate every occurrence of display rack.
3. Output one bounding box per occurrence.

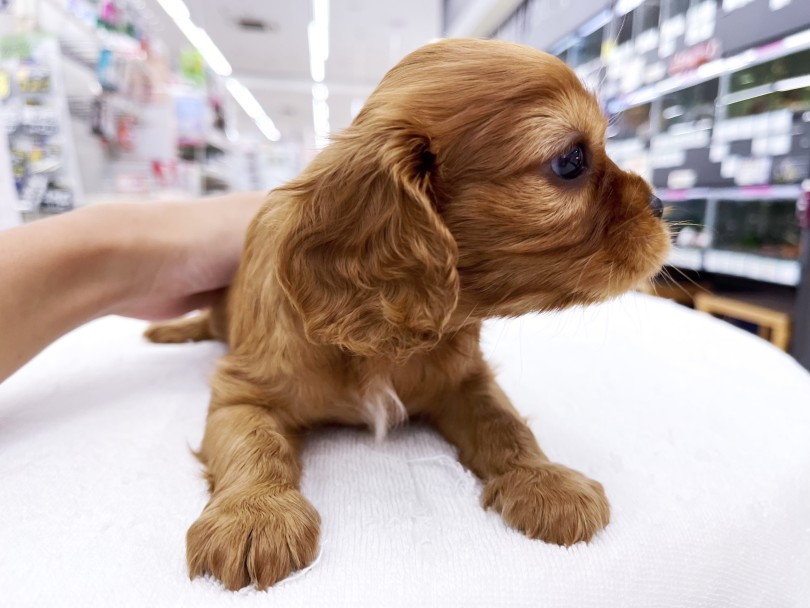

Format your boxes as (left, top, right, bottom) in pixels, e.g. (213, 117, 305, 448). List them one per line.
(0, 33, 83, 218)
(42, 0, 189, 200)
(0, 0, 241, 210)
(663, 185, 802, 285)
(174, 70, 236, 196)
(493, 0, 810, 361)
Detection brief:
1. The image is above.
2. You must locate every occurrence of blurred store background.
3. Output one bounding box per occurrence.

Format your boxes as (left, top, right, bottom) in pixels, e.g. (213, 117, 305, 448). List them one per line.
(486, 0, 810, 368)
(0, 0, 809, 367)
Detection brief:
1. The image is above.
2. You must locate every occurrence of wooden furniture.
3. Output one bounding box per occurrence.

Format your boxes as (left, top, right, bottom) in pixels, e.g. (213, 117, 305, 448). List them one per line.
(694, 292, 792, 351)
(641, 280, 703, 307)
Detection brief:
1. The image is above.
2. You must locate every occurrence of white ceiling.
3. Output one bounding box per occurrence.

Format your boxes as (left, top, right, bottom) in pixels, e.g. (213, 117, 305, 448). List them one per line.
(144, 0, 443, 148)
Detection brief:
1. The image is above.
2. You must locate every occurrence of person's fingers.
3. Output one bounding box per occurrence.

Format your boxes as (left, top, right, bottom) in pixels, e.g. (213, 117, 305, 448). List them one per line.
(167, 194, 264, 296)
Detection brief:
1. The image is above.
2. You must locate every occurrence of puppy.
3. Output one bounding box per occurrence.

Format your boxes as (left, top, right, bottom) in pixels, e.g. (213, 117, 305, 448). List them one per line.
(146, 38, 670, 590)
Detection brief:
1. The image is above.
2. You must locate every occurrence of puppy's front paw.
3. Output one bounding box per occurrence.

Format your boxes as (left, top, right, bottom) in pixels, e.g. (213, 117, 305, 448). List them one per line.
(186, 488, 320, 590)
(483, 464, 609, 546)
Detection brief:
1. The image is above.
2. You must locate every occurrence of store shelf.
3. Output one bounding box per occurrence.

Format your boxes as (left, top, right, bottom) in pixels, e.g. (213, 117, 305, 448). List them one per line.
(667, 246, 800, 286)
(659, 184, 802, 201)
(205, 130, 231, 153)
(202, 164, 230, 184)
(39, 0, 141, 66)
(698, 250, 799, 286)
(608, 24, 810, 112)
(667, 247, 703, 271)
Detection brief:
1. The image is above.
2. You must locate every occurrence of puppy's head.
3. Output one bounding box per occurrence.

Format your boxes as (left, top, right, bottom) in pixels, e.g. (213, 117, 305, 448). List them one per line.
(275, 39, 670, 360)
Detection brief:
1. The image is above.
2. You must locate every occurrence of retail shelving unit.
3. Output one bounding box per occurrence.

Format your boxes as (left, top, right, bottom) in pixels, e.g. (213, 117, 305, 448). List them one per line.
(174, 81, 236, 196)
(493, 0, 810, 363)
(0, 32, 84, 218)
(0, 0, 240, 212)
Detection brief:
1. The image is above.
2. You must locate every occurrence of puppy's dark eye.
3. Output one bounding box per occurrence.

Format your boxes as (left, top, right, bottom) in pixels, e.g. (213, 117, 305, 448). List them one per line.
(551, 144, 586, 180)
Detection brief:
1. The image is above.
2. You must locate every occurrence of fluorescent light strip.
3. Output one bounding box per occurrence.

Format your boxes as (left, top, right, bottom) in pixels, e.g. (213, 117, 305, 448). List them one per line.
(308, 0, 329, 82)
(312, 83, 329, 102)
(313, 97, 330, 149)
(227, 78, 280, 141)
(256, 116, 282, 142)
(155, 0, 189, 22)
(174, 19, 232, 76)
(226, 78, 264, 119)
(308, 22, 326, 82)
(312, 0, 329, 30)
(157, 0, 280, 141)
(309, 0, 330, 148)
(156, 0, 230, 76)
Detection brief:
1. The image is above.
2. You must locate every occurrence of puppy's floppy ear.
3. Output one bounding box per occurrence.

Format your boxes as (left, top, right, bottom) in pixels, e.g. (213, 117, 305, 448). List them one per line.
(275, 127, 459, 361)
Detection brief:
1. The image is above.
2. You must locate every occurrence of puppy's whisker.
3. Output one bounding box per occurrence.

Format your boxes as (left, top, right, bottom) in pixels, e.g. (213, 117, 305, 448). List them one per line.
(573, 251, 599, 296)
(610, 211, 648, 236)
(668, 265, 710, 294)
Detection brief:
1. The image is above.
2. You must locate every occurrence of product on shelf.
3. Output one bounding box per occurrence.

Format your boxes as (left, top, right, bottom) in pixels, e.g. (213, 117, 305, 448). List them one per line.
(714, 199, 800, 260)
(711, 47, 810, 187)
(0, 34, 81, 216)
(606, 103, 652, 180)
(665, 198, 709, 248)
(652, 79, 729, 189)
(173, 66, 234, 195)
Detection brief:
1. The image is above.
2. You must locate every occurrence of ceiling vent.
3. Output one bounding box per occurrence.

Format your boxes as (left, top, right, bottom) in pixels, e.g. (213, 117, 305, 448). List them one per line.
(237, 17, 273, 32)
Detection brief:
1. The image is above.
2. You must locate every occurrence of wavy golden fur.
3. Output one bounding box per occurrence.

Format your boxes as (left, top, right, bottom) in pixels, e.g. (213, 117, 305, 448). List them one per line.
(146, 38, 670, 590)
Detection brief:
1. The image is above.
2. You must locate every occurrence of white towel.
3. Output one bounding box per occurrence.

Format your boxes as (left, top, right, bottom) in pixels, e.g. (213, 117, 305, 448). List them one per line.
(1, 293, 809, 607)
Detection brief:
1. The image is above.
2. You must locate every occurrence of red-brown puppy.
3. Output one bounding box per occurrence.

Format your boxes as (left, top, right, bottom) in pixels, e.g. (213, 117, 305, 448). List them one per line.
(147, 38, 670, 590)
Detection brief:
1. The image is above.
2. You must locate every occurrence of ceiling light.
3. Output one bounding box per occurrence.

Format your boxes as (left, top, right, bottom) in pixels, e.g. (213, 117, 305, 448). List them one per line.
(157, 0, 231, 76)
(308, 0, 330, 147)
(155, 0, 190, 22)
(312, 83, 329, 101)
(308, 24, 326, 82)
(157, 2, 279, 142)
(256, 116, 281, 142)
(227, 78, 281, 142)
(176, 20, 232, 76)
(307, 0, 329, 84)
(312, 0, 329, 31)
(312, 98, 330, 149)
(226, 78, 264, 119)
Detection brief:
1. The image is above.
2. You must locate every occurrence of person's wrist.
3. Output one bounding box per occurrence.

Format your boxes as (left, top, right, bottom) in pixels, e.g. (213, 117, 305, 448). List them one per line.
(75, 203, 165, 318)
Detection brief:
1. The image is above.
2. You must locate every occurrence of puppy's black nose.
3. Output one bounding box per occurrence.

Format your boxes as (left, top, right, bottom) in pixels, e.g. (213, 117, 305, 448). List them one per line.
(649, 195, 663, 219)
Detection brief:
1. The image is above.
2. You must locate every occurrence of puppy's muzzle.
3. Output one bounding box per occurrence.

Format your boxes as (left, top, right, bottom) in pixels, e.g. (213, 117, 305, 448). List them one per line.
(649, 195, 663, 219)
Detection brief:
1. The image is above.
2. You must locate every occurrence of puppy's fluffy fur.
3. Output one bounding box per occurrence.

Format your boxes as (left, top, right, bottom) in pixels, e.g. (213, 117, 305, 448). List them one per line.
(147, 39, 670, 590)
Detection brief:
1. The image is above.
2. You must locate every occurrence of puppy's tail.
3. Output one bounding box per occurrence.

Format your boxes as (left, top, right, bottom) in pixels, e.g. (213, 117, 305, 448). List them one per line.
(144, 311, 219, 344)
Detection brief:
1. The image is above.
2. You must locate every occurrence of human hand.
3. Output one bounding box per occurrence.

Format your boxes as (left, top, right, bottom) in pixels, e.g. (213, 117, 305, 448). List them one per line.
(103, 193, 265, 321)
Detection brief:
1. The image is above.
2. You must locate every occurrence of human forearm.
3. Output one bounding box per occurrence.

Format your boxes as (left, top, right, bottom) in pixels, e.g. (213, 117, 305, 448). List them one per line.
(0, 205, 147, 381)
(0, 192, 264, 382)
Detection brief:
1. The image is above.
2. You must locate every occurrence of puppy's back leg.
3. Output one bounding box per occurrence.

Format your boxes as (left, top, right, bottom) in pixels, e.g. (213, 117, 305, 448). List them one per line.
(144, 311, 216, 344)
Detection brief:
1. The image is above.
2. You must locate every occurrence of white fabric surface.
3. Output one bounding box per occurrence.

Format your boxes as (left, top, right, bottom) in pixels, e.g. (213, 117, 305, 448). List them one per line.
(1, 293, 809, 607)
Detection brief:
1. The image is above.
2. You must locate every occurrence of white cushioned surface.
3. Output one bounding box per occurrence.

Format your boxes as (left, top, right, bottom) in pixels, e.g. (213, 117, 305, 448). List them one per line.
(1, 293, 809, 607)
